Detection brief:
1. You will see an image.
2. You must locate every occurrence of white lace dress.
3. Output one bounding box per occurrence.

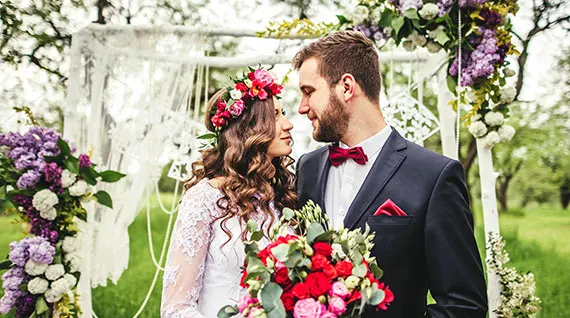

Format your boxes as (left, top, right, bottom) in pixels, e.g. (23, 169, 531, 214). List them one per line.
(161, 178, 275, 317)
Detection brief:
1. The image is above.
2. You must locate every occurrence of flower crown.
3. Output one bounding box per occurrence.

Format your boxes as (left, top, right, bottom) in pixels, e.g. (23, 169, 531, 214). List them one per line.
(200, 66, 284, 148)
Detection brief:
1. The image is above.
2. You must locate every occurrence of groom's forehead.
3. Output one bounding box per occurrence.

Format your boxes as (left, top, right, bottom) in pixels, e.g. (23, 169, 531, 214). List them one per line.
(298, 59, 325, 86)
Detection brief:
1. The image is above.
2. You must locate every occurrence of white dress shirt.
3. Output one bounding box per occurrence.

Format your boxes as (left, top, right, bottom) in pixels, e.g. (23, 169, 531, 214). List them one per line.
(324, 126, 392, 229)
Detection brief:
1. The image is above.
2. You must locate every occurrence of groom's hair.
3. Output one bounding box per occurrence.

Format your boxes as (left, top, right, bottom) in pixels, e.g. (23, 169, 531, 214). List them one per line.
(293, 31, 381, 103)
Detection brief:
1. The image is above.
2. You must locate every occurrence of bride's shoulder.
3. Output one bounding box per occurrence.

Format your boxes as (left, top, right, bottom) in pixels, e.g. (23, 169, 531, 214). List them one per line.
(178, 178, 223, 221)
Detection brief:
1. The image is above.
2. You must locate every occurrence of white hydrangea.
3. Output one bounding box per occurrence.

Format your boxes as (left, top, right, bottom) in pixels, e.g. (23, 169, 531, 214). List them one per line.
(68, 180, 89, 197)
(483, 131, 501, 149)
(484, 111, 505, 126)
(500, 87, 516, 104)
(44, 288, 63, 303)
(32, 189, 58, 213)
(468, 121, 488, 138)
(370, 7, 382, 21)
(45, 264, 65, 281)
(63, 273, 77, 288)
(426, 41, 442, 53)
(27, 277, 49, 294)
(472, 113, 482, 121)
(51, 277, 71, 295)
(24, 260, 48, 276)
(504, 68, 516, 77)
(419, 3, 439, 20)
(229, 89, 242, 100)
(352, 6, 370, 25)
(65, 253, 82, 273)
(60, 170, 77, 188)
(62, 236, 80, 254)
(39, 207, 57, 221)
(498, 125, 516, 142)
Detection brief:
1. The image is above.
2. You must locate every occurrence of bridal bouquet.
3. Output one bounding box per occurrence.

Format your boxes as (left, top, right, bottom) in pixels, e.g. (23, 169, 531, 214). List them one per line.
(218, 201, 393, 318)
(0, 127, 125, 318)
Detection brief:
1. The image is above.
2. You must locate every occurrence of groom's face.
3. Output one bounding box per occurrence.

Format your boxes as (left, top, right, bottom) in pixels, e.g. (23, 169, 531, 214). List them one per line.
(298, 58, 348, 142)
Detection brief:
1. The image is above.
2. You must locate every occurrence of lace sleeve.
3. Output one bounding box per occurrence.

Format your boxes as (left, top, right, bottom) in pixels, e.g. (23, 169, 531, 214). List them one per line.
(161, 183, 216, 318)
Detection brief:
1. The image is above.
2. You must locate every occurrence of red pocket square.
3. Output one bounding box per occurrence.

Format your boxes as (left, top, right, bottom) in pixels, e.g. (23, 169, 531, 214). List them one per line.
(374, 199, 408, 216)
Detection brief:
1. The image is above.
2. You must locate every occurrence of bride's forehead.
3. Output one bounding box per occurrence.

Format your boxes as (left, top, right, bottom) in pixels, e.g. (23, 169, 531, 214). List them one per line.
(273, 97, 282, 109)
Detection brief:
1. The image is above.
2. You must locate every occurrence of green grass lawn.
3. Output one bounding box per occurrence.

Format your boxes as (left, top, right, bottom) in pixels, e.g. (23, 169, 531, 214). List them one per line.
(1, 196, 569, 317)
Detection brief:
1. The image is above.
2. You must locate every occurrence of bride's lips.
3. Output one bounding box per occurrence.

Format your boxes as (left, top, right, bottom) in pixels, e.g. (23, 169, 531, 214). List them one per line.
(281, 136, 291, 144)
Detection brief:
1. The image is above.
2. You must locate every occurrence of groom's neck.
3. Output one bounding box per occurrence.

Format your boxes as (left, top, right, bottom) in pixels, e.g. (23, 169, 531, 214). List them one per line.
(341, 107, 387, 147)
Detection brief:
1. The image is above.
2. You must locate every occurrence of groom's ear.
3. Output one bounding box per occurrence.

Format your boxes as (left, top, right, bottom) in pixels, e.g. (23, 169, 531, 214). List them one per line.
(340, 73, 356, 102)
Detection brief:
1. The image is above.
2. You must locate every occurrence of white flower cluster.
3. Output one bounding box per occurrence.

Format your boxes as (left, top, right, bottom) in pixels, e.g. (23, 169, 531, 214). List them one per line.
(418, 3, 439, 20)
(63, 235, 82, 273)
(486, 233, 541, 317)
(32, 189, 59, 220)
(403, 29, 442, 53)
(467, 109, 515, 148)
(351, 6, 369, 25)
(60, 169, 77, 188)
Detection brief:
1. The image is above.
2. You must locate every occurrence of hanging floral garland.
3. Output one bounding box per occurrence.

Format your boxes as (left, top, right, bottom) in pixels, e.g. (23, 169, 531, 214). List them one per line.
(259, 0, 519, 148)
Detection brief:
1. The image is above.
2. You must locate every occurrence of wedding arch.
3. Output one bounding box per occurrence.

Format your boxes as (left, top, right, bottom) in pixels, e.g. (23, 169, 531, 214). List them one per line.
(64, 21, 509, 317)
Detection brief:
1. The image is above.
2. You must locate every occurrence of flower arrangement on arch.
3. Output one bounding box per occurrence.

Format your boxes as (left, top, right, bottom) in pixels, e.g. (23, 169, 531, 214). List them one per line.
(0, 126, 125, 318)
(260, 0, 520, 146)
(218, 201, 393, 318)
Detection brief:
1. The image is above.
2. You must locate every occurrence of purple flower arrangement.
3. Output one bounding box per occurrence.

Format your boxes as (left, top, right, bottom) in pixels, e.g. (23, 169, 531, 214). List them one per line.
(0, 126, 125, 317)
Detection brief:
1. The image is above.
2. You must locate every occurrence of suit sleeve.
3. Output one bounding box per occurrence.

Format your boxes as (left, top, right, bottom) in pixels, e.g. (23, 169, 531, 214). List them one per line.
(424, 159, 488, 318)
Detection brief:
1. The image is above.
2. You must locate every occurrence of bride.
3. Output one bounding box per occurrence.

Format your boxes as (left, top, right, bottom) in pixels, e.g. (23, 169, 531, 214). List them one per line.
(161, 67, 296, 317)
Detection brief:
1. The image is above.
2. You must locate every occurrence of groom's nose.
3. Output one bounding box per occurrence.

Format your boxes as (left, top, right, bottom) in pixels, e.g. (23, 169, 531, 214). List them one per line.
(298, 98, 309, 115)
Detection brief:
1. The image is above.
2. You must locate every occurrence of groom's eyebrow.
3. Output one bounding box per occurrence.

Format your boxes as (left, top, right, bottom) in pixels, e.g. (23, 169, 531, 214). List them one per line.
(300, 85, 315, 92)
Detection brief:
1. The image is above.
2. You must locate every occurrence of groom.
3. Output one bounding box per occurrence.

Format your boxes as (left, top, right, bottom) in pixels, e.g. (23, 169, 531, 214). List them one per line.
(294, 31, 487, 317)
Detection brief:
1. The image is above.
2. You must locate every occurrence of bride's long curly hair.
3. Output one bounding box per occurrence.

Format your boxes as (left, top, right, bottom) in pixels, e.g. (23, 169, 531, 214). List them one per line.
(186, 88, 297, 244)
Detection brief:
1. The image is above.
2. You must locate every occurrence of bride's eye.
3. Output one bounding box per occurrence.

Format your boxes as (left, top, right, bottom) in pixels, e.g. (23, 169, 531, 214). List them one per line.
(281, 109, 287, 116)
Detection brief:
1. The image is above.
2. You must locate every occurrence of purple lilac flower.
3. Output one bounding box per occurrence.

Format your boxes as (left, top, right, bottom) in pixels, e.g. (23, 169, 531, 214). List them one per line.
(14, 294, 36, 318)
(1, 268, 25, 292)
(43, 162, 62, 187)
(8, 236, 55, 267)
(14, 194, 58, 242)
(0, 292, 18, 314)
(28, 239, 56, 264)
(481, 9, 502, 28)
(459, 0, 487, 7)
(437, 0, 453, 16)
(354, 24, 389, 44)
(8, 241, 29, 267)
(78, 154, 92, 168)
(391, 0, 423, 12)
(16, 170, 42, 190)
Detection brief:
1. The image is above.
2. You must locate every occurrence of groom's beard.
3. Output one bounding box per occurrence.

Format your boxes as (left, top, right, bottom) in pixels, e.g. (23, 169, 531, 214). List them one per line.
(313, 93, 349, 143)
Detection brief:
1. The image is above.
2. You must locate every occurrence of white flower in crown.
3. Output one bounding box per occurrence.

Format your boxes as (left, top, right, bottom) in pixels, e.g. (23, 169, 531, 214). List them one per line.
(45, 264, 65, 281)
(244, 79, 252, 87)
(352, 6, 370, 25)
(24, 260, 48, 276)
(32, 189, 58, 213)
(63, 273, 77, 288)
(61, 170, 77, 188)
(40, 207, 57, 221)
(484, 111, 505, 126)
(468, 121, 488, 138)
(419, 3, 439, 20)
(498, 125, 516, 142)
(229, 88, 242, 100)
(68, 180, 89, 197)
(62, 236, 80, 254)
(27, 277, 49, 295)
(500, 87, 516, 104)
(483, 131, 501, 149)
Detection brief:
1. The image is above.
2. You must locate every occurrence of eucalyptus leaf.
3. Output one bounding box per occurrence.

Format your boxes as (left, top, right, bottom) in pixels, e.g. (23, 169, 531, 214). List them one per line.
(217, 305, 239, 318)
(282, 207, 295, 220)
(260, 282, 283, 312)
(307, 222, 325, 243)
(352, 263, 367, 277)
(271, 244, 290, 262)
(251, 230, 264, 242)
(247, 220, 258, 233)
(369, 288, 386, 306)
(370, 262, 384, 280)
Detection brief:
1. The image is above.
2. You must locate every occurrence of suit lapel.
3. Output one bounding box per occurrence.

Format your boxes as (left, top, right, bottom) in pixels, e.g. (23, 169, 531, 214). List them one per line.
(343, 129, 407, 229)
(315, 148, 332, 212)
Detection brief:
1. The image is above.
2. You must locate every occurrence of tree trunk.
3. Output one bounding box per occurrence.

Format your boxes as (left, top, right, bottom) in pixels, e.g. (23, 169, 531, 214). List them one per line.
(497, 175, 512, 212)
(561, 179, 570, 210)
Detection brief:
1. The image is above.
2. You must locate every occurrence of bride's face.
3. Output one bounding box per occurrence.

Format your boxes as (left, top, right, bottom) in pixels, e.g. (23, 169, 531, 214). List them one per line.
(267, 98, 294, 159)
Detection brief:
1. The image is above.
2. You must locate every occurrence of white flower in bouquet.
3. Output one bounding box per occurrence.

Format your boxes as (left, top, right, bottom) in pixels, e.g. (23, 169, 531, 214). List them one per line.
(500, 87, 516, 104)
(39, 207, 57, 221)
(68, 180, 89, 197)
(344, 275, 360, 289)
(419, 3, 439, 20)
(370, 7, 382, 22)
(27, 277, 49, 294)
(498, 125, 516, 142)
(504, 68, 516, 77)
(32, 189, 58, 213)
(468, 121, 488, 138)
(52, 277, 71, 294)
(352, 6, 370, 25)
(24, 260, 48, 276)
(483, 131, 501, 149)
(229, 89, 242, 100)
(484, 111, 505, 126)
(44, 288, 63, 303)
(63, 273, 78, 288)
(426, 41, 442, 53)
(60, 170, 77, 188)
(45, 264, 65, 281)
(62, 236, 80, 254)
(65, 253, 82, 273)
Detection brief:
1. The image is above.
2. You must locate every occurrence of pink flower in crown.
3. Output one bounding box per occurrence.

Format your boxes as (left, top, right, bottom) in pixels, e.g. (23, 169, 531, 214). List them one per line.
(328, 297, 347, 315)
(320, 312, 337, 318)
(228, 100, 245, 117)
(211, 114, 226, 127)
(293, 298, 326, 318)
(253, 68, 275, 87)
(217, 100, 227, 111)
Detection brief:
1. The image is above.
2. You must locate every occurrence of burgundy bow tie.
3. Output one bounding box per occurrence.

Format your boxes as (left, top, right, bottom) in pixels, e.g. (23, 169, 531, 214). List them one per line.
(328, 145, 368, 167)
